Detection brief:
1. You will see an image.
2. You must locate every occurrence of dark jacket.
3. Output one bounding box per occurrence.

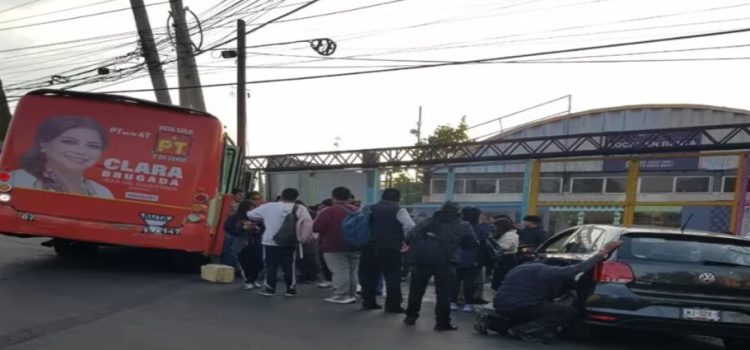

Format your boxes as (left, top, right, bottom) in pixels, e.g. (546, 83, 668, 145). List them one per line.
(369, 200, 405, 250)
(459, 222, 490, 268)
(493, 253, 605, 312)
(407, 210, 479, 266)
(313, 201, 359, 253)
(518, 226, 549, 249)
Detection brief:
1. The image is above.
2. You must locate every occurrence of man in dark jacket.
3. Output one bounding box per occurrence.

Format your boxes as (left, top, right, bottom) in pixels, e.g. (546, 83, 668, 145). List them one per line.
(492, 240, 622, 342)
(518, 215, 548, 249)
(403, 202, 479, 331)
(360, 188, 415, 312)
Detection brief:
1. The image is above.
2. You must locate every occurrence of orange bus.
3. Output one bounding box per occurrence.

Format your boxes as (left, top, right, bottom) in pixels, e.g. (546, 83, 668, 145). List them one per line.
(0, 90, 244, 257)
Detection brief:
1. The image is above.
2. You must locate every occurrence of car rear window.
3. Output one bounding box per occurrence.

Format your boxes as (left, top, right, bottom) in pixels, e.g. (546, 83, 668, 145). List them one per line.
(619, 234, 750, 268)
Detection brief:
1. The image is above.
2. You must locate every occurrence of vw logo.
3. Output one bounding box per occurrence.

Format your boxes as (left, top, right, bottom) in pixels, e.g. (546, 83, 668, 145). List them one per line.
(698, 272, 717, 284)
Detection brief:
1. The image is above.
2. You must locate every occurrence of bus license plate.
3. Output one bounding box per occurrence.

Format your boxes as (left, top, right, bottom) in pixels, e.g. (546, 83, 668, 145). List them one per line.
(682, 308, 720, 322)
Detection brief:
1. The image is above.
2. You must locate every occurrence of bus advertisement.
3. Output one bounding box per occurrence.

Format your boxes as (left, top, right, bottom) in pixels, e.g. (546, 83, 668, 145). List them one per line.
(0, 90, 240, 256)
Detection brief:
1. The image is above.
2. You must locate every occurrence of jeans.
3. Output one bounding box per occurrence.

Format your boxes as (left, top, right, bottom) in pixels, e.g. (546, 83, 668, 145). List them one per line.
(264, 245, 296, 291)
(323, 252, 360, 298)
(492, 254, 517, 290)
(499, 303, 578, 334)
(360, 246, 403, 309)
(452, 265, 479, 304)
(406, 265, 456, 326)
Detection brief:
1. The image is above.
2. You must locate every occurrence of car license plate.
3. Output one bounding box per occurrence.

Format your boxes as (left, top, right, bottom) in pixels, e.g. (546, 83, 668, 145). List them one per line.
(682, 308, 721, 322)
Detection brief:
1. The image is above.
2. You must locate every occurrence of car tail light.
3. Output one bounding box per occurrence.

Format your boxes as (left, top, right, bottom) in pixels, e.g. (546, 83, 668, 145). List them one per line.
(589, 314, 617, 322)
(0, 171, 10, 182)
(193, 193, 209, 204)
(595, 261, 634, 284)
(187, 213, 205, 223)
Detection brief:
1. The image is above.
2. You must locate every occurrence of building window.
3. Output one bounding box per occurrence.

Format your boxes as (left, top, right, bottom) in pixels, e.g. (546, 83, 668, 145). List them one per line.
(540, 177, 562, 194)
(639, 177, 673, 193)
(498, 178, 524, 193)
(571, 178, 604, 193)
(721, 176, 750, 193)
(431, 179, 465, 194)
(675, 176, 710, 193)
(466, 179, 497, 194)
(605, 177, 627, 193)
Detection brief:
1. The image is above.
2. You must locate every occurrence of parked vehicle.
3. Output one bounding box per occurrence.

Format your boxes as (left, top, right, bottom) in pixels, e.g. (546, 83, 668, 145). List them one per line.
(535, 225, 750, 350)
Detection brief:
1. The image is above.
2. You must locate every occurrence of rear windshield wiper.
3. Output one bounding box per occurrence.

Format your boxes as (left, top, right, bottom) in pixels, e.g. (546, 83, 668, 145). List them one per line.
(700, 260, 750, 268)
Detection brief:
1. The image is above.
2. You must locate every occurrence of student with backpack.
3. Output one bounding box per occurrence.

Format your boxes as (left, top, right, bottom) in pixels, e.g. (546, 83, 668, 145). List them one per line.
(359, 188, 415, 312)
(247, 188, 313, 297)
(313, 187, 360, 304)
(403, 202, 479, 331)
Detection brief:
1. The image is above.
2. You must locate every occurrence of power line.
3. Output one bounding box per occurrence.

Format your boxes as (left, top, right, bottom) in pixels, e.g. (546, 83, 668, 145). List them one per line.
(0, 0, 117, 25)
(0, 1, 169, 32)
(0, 0, 41, 15)
(96, 26, 750, 94)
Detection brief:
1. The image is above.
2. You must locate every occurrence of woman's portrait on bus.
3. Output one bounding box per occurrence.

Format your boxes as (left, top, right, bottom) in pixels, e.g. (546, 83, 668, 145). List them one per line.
(11, 116, 114, 199)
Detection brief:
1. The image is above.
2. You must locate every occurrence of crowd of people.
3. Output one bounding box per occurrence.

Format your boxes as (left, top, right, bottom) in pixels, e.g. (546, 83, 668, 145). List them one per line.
(220, 186, 617, 342)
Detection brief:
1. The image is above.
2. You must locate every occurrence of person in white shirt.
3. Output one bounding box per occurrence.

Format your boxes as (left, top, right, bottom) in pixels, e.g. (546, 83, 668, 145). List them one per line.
(247, 188, 312, 297)
(491, 216, 520, 290)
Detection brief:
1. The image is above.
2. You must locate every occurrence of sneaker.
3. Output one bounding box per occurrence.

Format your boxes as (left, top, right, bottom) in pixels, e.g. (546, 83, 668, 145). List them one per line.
(243, 283, 255, 290)
(253, 282, 263, 288)
(362, 303, 383, 310)
(317, 281, 333, 288)
(434, 324, 459, 332)
(324, 296, 357, 304)
(285, 288, 299, 297)
(450, 303, 459, 311)
(403, 317, 417, 326)
(462, 304, 474, 313)
(259, 288, 276, 296)
(474, 313, 489, 335)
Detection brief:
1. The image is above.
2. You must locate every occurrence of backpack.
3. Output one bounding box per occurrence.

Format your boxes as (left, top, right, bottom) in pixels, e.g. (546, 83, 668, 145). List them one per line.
(341, 205, 372, 247)
(274, 204, 299, 247)
(408, 223, 450, 267)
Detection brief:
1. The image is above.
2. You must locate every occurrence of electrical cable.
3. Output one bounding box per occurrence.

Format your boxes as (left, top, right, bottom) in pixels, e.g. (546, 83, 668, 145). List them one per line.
(0, 0, 41, 15)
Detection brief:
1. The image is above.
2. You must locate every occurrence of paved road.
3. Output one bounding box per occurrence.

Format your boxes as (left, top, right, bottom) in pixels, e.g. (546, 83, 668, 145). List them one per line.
(0, 235, 726, 350)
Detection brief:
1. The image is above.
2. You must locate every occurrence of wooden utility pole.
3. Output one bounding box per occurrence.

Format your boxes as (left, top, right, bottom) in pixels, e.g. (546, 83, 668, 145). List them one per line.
(130, 0, 172, 104)
(237, 19, 247, 154)
(169, 0, 205, 111)
(0, 79, 12, 142)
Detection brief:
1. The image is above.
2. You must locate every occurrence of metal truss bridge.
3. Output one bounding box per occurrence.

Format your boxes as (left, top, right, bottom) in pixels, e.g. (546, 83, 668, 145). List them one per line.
(246, 123, 750, 172)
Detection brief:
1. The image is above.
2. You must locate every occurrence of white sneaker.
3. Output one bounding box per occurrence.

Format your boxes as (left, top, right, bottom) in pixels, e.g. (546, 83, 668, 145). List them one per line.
(462, 304, 474, 313)
(450, 303, 459, 311)
(243, 283, 255, 290)
(253, 282, 263, 288)
(325, 296, 357, 304)
(317, 281, 333, 288)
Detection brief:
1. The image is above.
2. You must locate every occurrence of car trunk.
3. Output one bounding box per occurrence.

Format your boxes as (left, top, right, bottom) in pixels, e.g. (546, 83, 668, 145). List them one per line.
(619, 233, 750, 301)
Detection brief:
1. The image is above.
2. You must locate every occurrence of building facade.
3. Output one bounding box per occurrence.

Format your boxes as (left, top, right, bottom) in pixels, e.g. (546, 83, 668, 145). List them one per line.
(420, 104, 750, 237)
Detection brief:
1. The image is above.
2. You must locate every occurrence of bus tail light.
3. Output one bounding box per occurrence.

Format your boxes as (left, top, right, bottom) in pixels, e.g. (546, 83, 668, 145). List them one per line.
(0, 171, 10, 182)
(191, 203, 208, 213)
(0, 193, 11, 203)
(193, 193, 209, 204)
(187, 213, 205, 223)
(0, 183, 11, 193)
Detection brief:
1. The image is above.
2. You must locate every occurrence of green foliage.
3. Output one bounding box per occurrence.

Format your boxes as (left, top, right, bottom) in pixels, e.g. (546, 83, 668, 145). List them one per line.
(424, 116, 469, 145)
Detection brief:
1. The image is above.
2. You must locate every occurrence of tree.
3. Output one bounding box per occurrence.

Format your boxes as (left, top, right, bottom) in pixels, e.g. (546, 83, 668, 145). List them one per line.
(424, 116, 469, 145)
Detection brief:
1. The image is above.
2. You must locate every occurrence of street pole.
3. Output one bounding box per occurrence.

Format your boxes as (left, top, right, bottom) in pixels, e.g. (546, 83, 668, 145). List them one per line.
(169, 0, 205, 111)
(130, 0, 172, 104)
(237, 19, 247, 155)
(417, 106, 422, 143)
(0, 79, 11, 142)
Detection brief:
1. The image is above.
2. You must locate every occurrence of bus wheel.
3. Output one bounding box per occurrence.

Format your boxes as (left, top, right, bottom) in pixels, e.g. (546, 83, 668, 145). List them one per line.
(53, 240, 99, 258)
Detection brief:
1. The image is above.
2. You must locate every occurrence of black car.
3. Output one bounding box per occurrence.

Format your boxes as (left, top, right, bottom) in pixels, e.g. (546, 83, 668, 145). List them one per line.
(535, 225, 750, 350)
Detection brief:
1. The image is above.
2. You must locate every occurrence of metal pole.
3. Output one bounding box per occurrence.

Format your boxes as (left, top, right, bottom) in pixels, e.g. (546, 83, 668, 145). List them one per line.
(0, 79, 11, 142)
(237, 19, 247, 154)
(169, 0, 205, 111)
(417, 106, 422, 143)
(130, 0, 172, 104)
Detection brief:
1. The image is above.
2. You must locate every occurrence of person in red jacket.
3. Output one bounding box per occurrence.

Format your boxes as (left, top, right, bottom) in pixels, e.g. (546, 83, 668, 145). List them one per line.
(313, 187, 360, 304)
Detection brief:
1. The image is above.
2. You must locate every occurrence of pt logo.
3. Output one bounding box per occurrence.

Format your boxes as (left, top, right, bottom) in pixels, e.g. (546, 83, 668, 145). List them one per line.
(140, 213, 180, 235)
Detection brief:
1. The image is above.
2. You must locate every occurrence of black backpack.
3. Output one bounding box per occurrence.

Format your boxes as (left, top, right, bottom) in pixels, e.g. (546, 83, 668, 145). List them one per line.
(408, 223, 450, 268)
(273, 204, 299, 247)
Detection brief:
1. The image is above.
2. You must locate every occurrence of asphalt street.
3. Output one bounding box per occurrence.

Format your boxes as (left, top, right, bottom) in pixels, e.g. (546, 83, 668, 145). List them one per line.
(0, 235, 726, 350)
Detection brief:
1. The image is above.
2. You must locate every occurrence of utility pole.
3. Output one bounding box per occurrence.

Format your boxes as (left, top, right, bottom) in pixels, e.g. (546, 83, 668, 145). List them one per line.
(169, 0, 205, 111)
(237, 19, 247, 155)
(0, 79, 11, 142)
(410, 106, 423, 145)
(130, 0, 171, 104)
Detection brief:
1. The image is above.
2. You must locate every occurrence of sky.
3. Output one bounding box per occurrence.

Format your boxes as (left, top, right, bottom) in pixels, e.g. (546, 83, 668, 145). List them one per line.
(2, 0, 750, 156)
